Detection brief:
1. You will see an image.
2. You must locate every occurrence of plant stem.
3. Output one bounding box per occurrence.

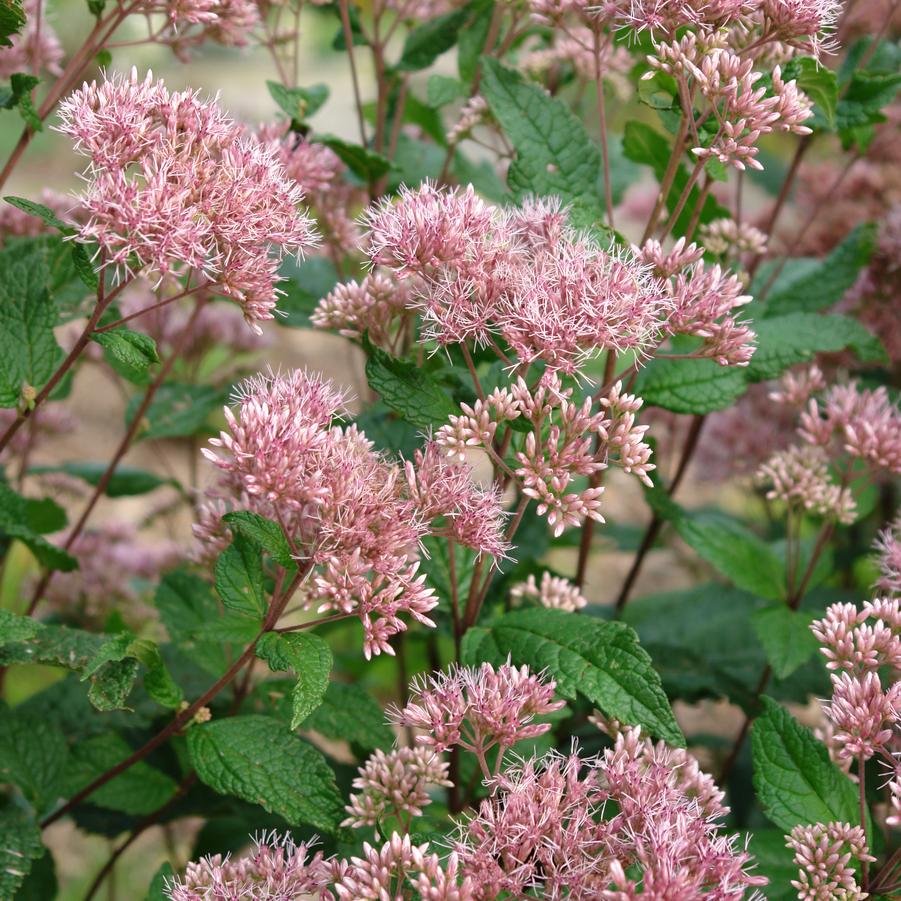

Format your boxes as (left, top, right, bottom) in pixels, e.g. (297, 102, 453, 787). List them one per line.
(860, 754, 870, 893)
(338, 0, 368, 148)
(641, 113, 690, 243)
(593, 30, 614, 228)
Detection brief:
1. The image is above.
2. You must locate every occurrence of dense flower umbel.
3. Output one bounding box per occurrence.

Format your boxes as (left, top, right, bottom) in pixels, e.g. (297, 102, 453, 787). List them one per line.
(511, 570, 588, 611)
(875, 515, 901, 595)
(786, 822, 874, 901)
(57, 69, 319, 332)
(453, 731, 766, 900)
(199, 370, 507, 657)
(342, 746, 452, 831)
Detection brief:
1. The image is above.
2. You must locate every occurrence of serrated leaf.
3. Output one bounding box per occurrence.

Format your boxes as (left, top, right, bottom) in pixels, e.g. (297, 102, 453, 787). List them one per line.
(87, 656, 141, 711)
(63, 733, 177, 815)
(479, 58, 606, 215)
(0, 238, 64, 408)
(296, 681, 393, 750)
(0, 709, 68, 814)
(3, 196, 72, 233)
(398, 7, 468, 71)
(313, 135, 392, 180)
(91, 327, 160, 381)
(747, 313, 886, 382)
(187, 715, 344, 832)
(462, 608, 684, 746)
(0, 608, 39, 643)
(256, 632, 332, 729)
(0, 807, 44, 898)
(0, 0, 25, 46)
(222, 511, 294, 568)
(837, 70, 901, 134)
(215, 535, 267, 621)
(751, 605, 820, 679)
(267, 81, 329, 121)
(761, 224, 877, 316)
(364, 341, 458, 430)
(428, 74, 466, 107)
(29, 461, 174, 497)
(127, 382, 222, 440)
(634, 356, 748, 414)
(752, 697, 860, 832)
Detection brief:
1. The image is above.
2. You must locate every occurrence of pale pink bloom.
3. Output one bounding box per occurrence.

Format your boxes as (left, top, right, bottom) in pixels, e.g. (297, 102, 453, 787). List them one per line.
(761, 0, 842, 56)
(0, 402, 75, 463)
(635, 235, 705, 277)
(757, 444, 857, 523)
(57, 69, 319, 332)
(699, 218, 768, 257)
(390, 662, 565, 763)
(342, 746, 452, 830)
(769, 364, 826, 407)
(875, 515, 901, 595)
(511, 571, 588, 612)
(0, 0, 63, 78)
(166, 831, 332, 900)
(786, 822, 874, 901)
(447, 96, 490, 145)
(312, 272, 410, 345)
(825, 670, 900, 759)
(139, 0, 260, 58)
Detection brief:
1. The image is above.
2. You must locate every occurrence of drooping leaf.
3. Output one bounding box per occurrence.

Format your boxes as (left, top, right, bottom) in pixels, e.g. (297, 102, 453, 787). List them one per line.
(91, 328, 160, 382)
(187, 715, 344, 833)
(398, 7, 468, 71)
(256, 632, 332, 729)
(462, 608, 684, 746)
(267, 81, 329, 122)
(313, 135, 392, 180)
(752, 697, 860, 833)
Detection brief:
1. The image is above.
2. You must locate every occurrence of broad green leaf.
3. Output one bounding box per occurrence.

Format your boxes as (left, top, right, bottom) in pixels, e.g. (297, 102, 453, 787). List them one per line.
(462, 608, 684, 746)
(837, 69, 901, 135)
(479, 58, 606, 216)
(276, 255, 339, 329)
(0, 709, 68, 814)
(296, 680, 394, 750)
(223, 511, 294, 568)
(15, 848, 57, 900)
(0, 808, 44, 898)
(63, 733, 177, 815)
(770, 57, 838, 129)
(214, 535, 267, 621)
(313, 135, 392, 180)
(0, 482, 77, 572)
(256, 632, 332, 729)
(123, 638, 184, 709)
(752, 697, 860, 832)
(751, 605, 820, 680)
(364, 341, 458, 430)
(147, 862, 175, 901)
(127, 382, 222, 440)
(428, 74, 466, 107)
(622, 121, 728, 235)
(398, 7, 468, 71)
(0, 608, 39, 643)
(746, 830, 798, 901)
(747, 313, 886, 382)
(760, 224, 877, 316)
(0, 238, 64, 408)
(267, 81, 329, 122)
(91, 328, 160, 382)
(29, 461, 174, 497)
(0, 0, 24, 46)
(457, 0, 493, 83)
(421, 535, 476, 611)
(638, 70, 678, 110)
(187, 715, 344, 832)
(634, 356, 748, 414)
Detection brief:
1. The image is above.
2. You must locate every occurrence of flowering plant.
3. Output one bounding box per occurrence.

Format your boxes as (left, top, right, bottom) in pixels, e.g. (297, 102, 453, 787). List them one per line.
(0, 0, 899, 898)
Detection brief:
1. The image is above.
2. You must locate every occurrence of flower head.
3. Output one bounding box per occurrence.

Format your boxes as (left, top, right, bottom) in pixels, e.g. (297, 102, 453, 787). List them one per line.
(787, 822, 874, 900)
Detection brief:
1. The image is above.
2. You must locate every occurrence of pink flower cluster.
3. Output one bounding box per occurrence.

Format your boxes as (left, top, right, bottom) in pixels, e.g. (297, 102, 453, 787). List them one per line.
(138, 0, 260, 58)
(57, 69, 319, 332)
(511, 570, 588, 612)
(312, 273, 411, 347)
(342, 746, 452, 831)
(453, 730, 766, 900)
(437, 376, 654, 536)
(786, 822, 874, 901)
(390, 661, 565, 775)
(199, 370, 507, 657)
(875, 515, 901, 595)
(699, 218, 768, 258)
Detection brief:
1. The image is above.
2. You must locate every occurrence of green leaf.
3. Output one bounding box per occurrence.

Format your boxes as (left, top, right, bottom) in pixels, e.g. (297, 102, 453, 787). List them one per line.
(15, 848, 57, 900)
(0, 709, 68, 814)
(256, 632, 332, 729)
(364, 341, 458, 430)
(751, 605, 820, 680)
(267, 81, 329, 122)
(462, 608, 684, 746)
(746, 830, 798, 901)
(479, 58, 606, 216)
(29, 461, 174, 497)
(0, 808, 44, 898)
(124, 638, 184, 709)
(63, 733, 177, 815)
(0, 0, 25, 46)
(223, 511, 294, 568)
(276, 255, 339, 328)
(398, 7, 468, 71)
(623, 121, 728, 235)
(785, 57, 838, 129)
(0, 482, 77, 572)
(761, 224, 877, 316)
(295, 680, 393, 750)
(0, 72, 40, 130)
(147, 862, 175, 901)
(313, 135, 392, 180)
(3, 196, 71, 233)
(837, 70, 901, 134)
(215, 535, 267, 621)
(427, 74, 466, 107)
(0, 238, 64, 408)
(91, 328, 160, 382)
(752, 697, 860, 833)
(187, 715, 344, 833)
(747, 313, 886, 382)
(421, 535, 475, 610)
(127, 382, 222, 440)
(634, 356, 748, 414)
(457, 0, 493, 83)
(0, 608, 39, 644)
